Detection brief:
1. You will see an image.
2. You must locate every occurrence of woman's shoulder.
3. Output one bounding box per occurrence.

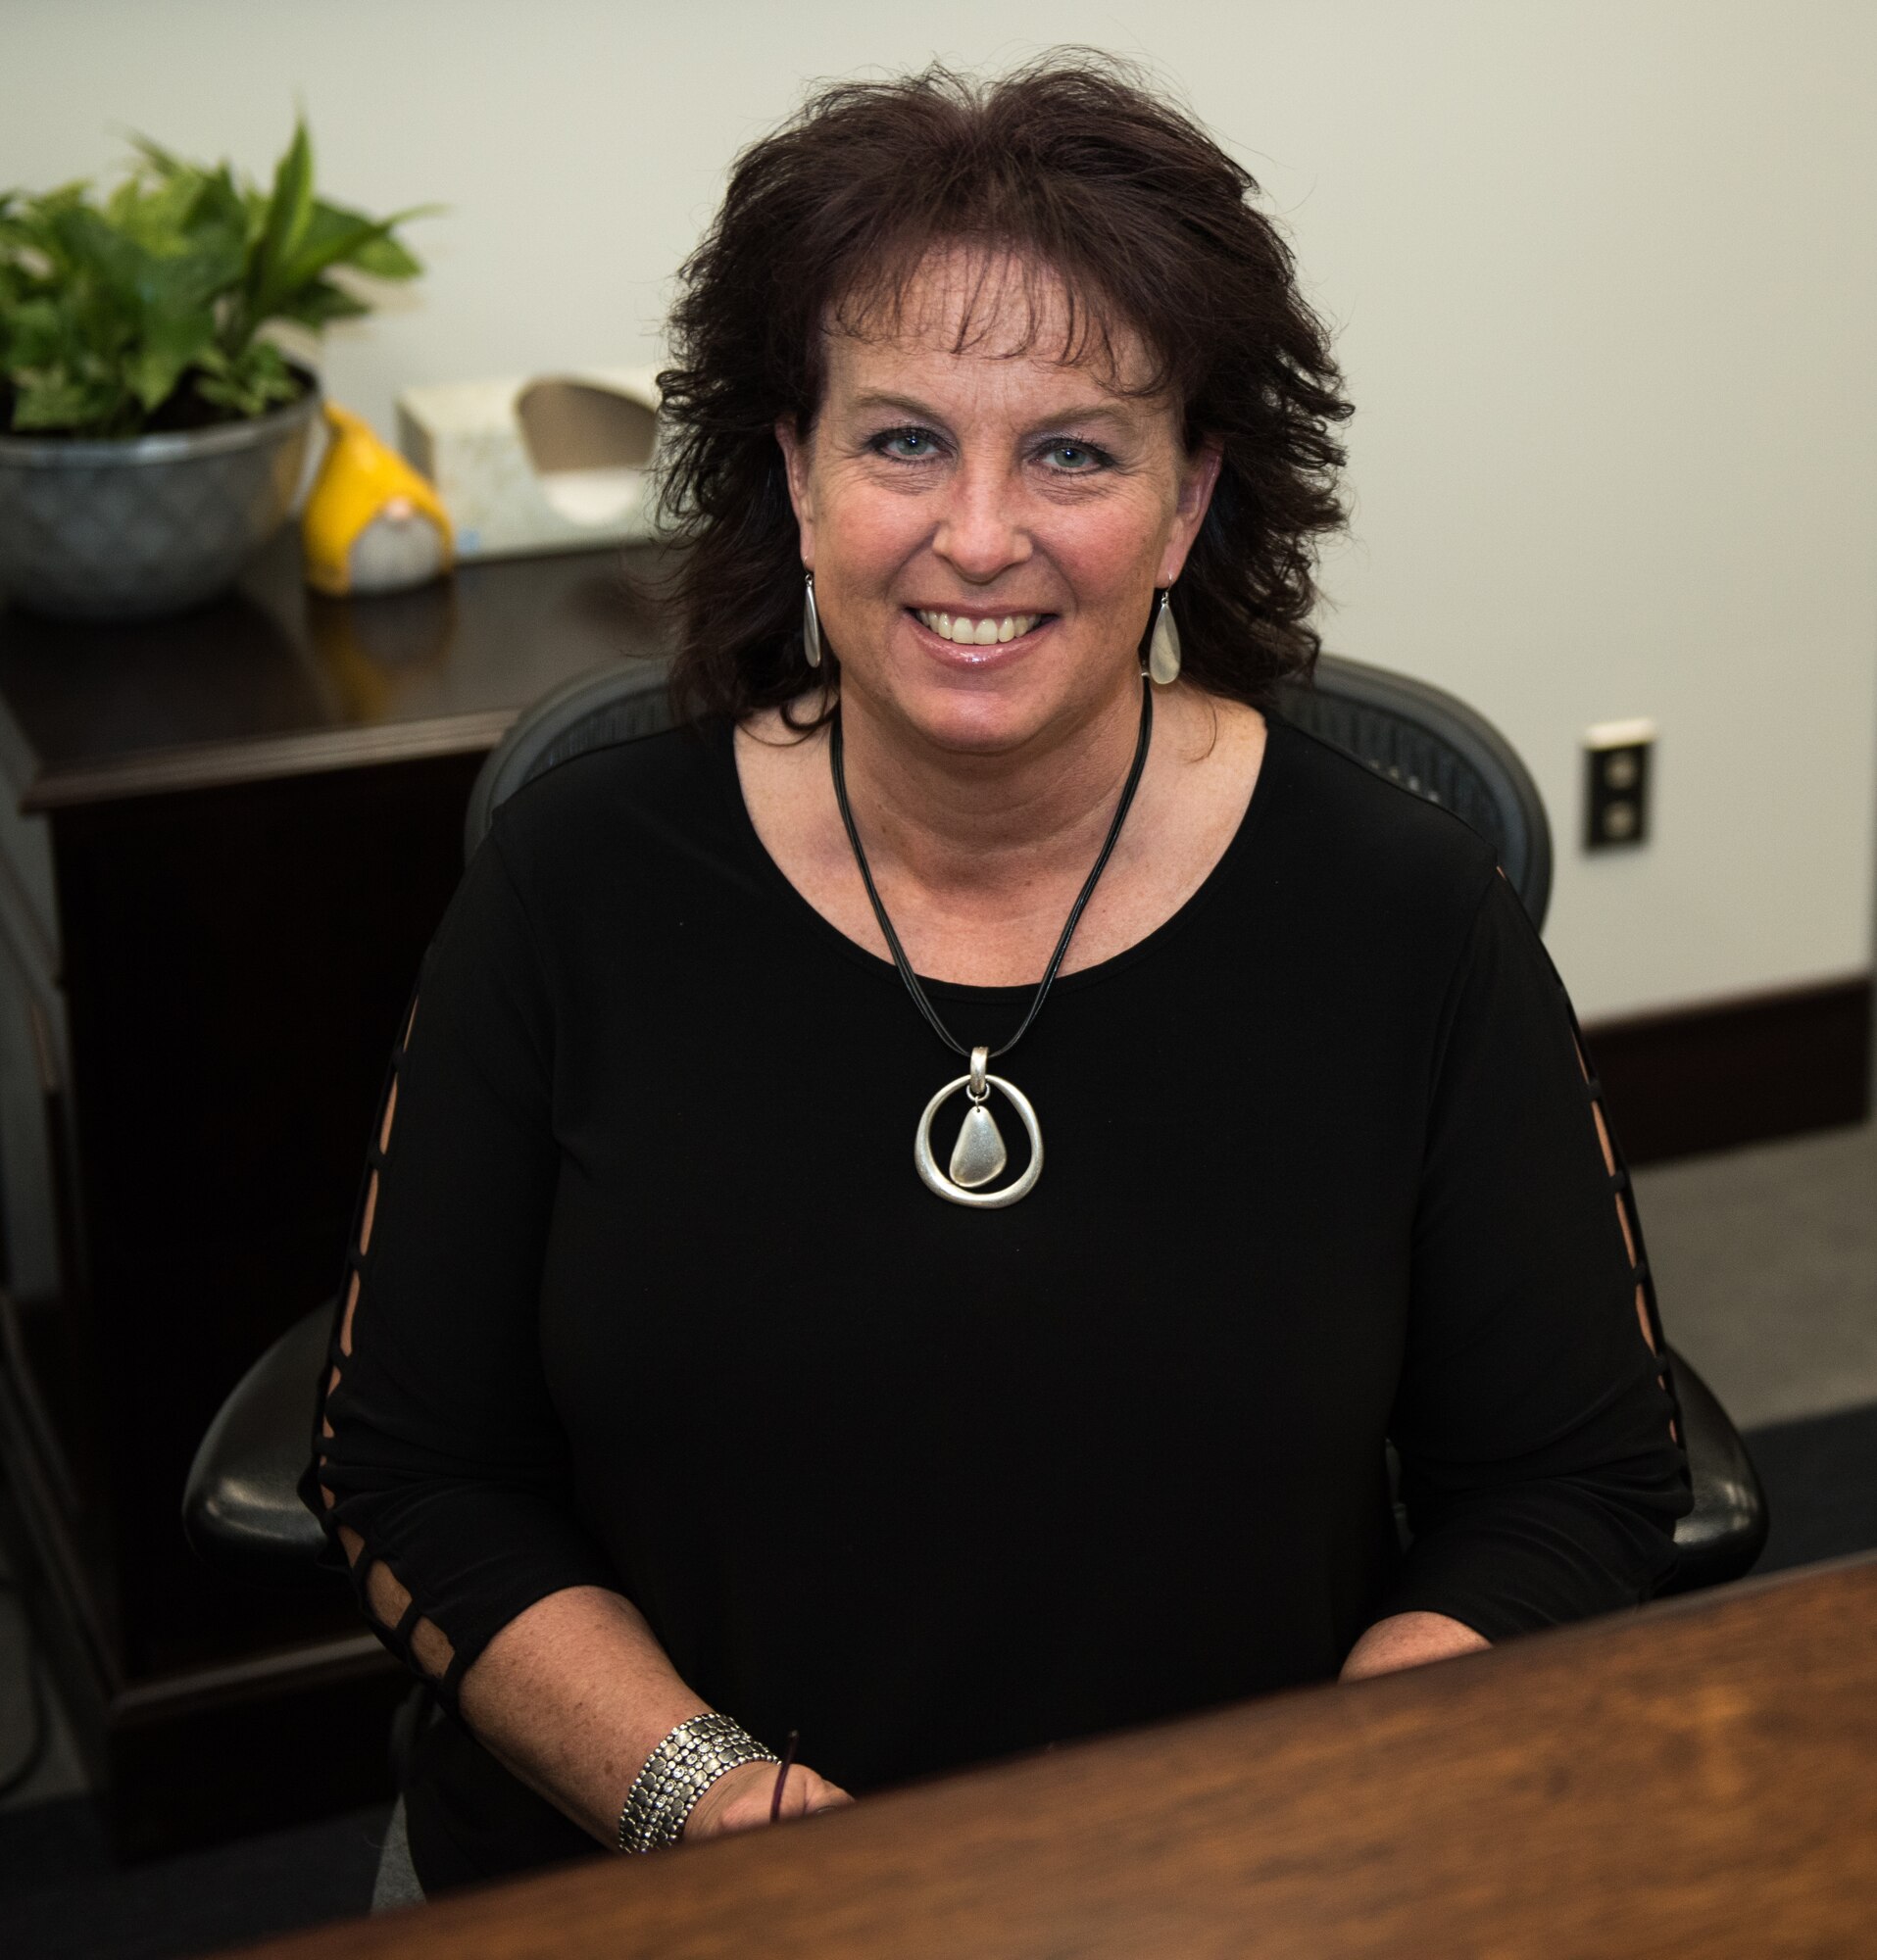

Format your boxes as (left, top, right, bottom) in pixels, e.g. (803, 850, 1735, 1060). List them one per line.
(477, 716, 744, 901)
(1261, 711, 1505, 924)
(485, 721, 736, 843)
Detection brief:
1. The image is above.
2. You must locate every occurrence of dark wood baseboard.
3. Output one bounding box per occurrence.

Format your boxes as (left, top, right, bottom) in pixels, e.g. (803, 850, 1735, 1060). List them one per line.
(1582, 973, 1873, 1165)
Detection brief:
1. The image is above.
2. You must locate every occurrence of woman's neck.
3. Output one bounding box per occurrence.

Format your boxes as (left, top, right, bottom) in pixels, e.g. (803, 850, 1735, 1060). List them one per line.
(733, 677, 1265, 988)
(831, 677, 1149, 910)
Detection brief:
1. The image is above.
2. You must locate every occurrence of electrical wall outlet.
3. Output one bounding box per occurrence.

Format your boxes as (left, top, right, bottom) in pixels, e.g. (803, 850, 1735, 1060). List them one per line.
(1583, 717, 1655, 851)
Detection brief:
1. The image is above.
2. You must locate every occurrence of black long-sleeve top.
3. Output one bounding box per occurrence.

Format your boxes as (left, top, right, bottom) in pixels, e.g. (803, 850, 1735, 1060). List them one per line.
(306, 710, 1688, 1892)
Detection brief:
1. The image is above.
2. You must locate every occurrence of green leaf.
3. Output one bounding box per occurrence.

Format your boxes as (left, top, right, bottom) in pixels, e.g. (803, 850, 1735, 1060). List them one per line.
(195, 337, 299, 417)
(10, 373, 118, 432)
(181, 166, 248, 254)
(272, 203, 434, 304)
(118, 169, 206, 253)
(244, 117, 317, 332)
(153, 175, 248, 316)
(2, 179, 88, 253)
(1, 297, 66, 368)
(345, 229, 422, 279)
(46, 204, 152, 318)
(273, 274, 371, 329)
(125, 308, 214, 411)
(309, 198, 429, 279)
(127, 133, 191, 181)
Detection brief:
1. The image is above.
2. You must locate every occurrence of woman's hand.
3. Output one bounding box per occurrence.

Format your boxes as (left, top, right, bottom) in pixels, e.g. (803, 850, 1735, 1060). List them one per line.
(683, 1761, 854, 1842)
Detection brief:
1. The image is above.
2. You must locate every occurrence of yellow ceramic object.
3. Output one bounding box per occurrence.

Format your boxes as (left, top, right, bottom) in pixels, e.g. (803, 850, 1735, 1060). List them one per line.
(302, 403, 454, 596)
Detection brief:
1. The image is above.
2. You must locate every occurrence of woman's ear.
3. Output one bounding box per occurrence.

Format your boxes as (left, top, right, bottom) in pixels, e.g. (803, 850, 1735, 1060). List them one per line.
(1160, 435, 1224, 586)
(774, 416, 815, 564)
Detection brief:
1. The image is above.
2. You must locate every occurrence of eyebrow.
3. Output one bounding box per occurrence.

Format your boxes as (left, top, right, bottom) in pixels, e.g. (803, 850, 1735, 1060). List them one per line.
(847, 390, 1142, 436)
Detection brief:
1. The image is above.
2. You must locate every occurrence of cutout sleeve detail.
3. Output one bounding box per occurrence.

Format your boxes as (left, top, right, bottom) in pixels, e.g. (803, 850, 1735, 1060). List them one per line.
(1383, 871, 1690, 1641)
(301, 828, 618, 1715)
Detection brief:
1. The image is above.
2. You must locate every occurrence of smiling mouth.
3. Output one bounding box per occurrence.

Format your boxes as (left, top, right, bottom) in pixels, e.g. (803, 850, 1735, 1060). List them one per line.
(911, 608, 1050, 646)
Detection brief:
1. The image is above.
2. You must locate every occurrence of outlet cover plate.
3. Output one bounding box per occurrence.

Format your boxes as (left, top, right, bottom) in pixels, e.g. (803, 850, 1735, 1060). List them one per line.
(1583, 718, 1656, 851)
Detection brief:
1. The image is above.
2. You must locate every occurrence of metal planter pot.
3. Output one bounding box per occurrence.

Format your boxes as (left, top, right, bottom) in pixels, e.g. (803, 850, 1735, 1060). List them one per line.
(0, 386, 320, 621)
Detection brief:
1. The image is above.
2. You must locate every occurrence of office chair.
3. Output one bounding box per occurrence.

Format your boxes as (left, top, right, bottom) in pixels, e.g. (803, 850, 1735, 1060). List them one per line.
(1276, 657, 1766, 1594)
(183, 652, 1766, 1596)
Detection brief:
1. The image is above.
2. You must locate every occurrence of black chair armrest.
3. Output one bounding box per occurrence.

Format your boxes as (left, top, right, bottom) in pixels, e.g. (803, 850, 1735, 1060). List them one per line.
(182, 1299, 340, 1587)
(1657, 1345, 1769, 1596)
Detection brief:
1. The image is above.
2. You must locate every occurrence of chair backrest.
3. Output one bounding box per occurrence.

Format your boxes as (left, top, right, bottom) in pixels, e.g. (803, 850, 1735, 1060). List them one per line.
(464, 661, 675, 865)
(466, 653, 1556, 932)
(1277, 654, 1554, 930)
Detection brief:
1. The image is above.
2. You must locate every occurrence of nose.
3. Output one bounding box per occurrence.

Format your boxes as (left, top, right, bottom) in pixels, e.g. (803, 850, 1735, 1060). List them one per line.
(930, 457, 1032, 583)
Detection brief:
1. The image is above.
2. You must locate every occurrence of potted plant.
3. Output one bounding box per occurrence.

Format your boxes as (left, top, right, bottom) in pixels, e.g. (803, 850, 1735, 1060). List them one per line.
(0, 121, 427, 620)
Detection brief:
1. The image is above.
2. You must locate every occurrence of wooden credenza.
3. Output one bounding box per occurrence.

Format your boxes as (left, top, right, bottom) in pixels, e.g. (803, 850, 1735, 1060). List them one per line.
(0, 538, 668, 1855)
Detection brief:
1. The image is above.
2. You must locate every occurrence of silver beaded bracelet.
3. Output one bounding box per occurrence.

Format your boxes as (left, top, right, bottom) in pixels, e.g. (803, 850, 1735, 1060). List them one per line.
(616, 1711, 779, 1854)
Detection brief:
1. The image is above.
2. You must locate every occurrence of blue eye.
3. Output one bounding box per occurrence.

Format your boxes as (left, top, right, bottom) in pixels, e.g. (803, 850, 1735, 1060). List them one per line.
(1043, 441, 1106, 472)
(875, 427, 941, 460)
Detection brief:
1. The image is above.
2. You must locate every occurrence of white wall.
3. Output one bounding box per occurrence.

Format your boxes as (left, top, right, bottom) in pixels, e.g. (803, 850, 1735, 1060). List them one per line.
(10, 0, 1876, 1021)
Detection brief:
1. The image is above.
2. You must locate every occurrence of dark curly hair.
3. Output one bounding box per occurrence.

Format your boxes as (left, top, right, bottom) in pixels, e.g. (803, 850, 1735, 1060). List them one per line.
(653, 53, 1351, 724)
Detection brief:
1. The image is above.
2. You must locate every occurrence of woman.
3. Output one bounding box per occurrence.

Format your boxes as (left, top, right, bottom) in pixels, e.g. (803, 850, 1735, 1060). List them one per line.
(308, 58, 1687, 1899)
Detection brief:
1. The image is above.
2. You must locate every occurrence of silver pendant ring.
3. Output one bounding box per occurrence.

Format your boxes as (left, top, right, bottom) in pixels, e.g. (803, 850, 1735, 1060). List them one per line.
(914, 1073, 1044, 1209)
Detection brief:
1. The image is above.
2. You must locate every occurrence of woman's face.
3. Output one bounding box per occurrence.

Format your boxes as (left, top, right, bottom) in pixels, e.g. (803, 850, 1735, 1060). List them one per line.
(777, 250, 1221, 759)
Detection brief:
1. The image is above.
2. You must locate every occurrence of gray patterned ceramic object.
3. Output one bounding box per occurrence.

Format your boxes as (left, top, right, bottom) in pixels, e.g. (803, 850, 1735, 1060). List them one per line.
(0, 385, 320, 621)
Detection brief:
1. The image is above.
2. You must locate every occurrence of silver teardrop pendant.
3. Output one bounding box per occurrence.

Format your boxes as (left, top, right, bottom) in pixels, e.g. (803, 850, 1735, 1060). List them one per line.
(914, 1069, 1045, 1208)
(949, 1103, 1009, 1189)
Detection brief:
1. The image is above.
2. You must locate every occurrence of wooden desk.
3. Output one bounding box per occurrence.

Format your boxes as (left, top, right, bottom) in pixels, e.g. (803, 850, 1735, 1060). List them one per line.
(249, 1558, 1877, 1960)
(0, 539, 669, 1852)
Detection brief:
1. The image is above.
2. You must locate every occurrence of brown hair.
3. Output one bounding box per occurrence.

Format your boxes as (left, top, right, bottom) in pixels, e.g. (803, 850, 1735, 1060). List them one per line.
(653, 53, 1351, 723)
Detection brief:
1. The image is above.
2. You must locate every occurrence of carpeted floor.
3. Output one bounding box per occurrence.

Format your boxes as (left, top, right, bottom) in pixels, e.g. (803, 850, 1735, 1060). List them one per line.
(0, 1795, 387, 1960)
(1737, 1402, 1877, 1577)
(1631, 1120, 1877, 1430)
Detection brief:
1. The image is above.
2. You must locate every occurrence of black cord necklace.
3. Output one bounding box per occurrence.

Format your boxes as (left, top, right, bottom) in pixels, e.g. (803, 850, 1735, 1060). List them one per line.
(829, 676, 1155, 1207)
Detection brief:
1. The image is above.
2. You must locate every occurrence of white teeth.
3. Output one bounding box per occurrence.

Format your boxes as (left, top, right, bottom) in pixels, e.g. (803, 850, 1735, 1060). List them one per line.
(914, 610, 1040, 645)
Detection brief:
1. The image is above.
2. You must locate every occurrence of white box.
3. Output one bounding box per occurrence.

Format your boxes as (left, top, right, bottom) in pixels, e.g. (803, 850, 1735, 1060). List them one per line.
(396, 368, 661, 561)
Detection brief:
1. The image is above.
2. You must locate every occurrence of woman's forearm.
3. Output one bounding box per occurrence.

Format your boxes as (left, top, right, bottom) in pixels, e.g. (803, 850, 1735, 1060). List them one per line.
(457, 1584, 712, 1846)
(1339, 1610, 1490, 1682)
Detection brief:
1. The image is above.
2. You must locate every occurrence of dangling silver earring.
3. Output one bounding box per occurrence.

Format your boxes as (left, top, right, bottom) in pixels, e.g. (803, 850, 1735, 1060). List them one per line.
(1148, 586, 1181, 686)
(802, 570, 822, 669)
